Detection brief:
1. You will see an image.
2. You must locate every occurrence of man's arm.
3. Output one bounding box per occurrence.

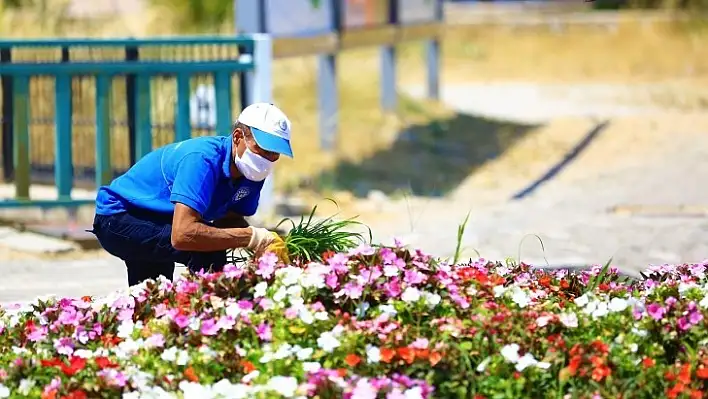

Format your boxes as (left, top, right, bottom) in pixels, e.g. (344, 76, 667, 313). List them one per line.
(171, 204, 253, 252)
(213, 212, 250, 229)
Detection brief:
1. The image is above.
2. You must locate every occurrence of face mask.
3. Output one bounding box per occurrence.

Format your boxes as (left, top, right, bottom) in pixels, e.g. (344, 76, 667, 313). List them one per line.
(234, 147, 273, 182)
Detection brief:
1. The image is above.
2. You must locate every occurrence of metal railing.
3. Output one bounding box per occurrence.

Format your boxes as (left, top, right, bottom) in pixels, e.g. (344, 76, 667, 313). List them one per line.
(0, 35, 273, 210)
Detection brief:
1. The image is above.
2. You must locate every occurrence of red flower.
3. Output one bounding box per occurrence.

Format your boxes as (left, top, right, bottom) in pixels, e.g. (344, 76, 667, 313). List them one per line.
(241, 360, 256, 374)
(642, 357, 655, 369)
(690, 390, 703, 399)
(184, 366, 199, 382)
(336, 368, 348, 377)
(397, 347, 416, 365)
(590, 340, 609, 354)
(697, 366, 708, 379)
(678, 363, 692, 385)
(344, 354, 361, 367)
(429, 351, 443, 366)
(322, 250, 336, 262)
(568, 355, 582, 375)
(95, 356, 119, 369)
(380, 348, 395, 363)
(538, 275, 551, 288)
(560, 279, 570, 289)
(591, 364, 611, 382)
(60, 357, 86, 377)
(666, 383, 685, 399)
(41, 358, 63, 368)
(61, 391, 87, 399)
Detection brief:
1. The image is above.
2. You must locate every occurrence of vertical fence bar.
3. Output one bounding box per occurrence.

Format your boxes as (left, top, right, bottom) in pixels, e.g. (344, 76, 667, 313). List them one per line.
(55, 72, 73, 200)
(426, 0, 443, 100)
(317, 54, 337, 151)
(12, 76, 30, 200)
(125, 45, 139, 166)
(1, 48, 14, 182)
(95, 74, 112, 187)
(175, 72, 191, 142)
(134, 74, 152, 160)
(381, 0, 398, 111)
(235, 0, 266, 111)
(214, 71, 232, 136)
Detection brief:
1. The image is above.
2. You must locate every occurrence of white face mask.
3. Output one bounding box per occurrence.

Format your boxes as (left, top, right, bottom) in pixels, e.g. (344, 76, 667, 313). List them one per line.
(234, 147, 273, 182)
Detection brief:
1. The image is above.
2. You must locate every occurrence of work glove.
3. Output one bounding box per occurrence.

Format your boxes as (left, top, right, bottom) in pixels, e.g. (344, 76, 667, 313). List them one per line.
(248, 227, 290, 264)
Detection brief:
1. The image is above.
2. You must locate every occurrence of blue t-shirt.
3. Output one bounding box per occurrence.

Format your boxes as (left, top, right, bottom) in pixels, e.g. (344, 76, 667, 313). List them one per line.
(95, 136, 263, 221)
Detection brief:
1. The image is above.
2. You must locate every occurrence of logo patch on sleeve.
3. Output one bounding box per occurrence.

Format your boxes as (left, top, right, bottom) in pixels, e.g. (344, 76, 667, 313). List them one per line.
(232, 187, 251, 202)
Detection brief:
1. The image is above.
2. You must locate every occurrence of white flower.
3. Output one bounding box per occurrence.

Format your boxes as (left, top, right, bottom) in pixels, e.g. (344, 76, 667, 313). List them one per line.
(161, 347, 178, 362)
(574, 294, 589, 307)
(559, 313, 578, 328)
(401, 287, 421, 303)
(212, 379, 250, 399)
(317, 331, 341, 353)
(116, 320, 135, 339)
(404, 386, 424, 399)
(629, 343, 638, 353)
(379, 304, 397, 316)
(0, 384, 10, 399)
(293, 346, 312, 360)
(366, 345, 381, 363)
(476, 357, 491, 372)
(179, 381, 212, 399)
(254, 282, 268, 298)
(511, 287, 530, 308)
(515, 353, 538, 371)
(699, 294, 708, 309)
(314, 311, 329, 321)
(500, 344, 520, 363)
(300, 269, 326, 289)
(267, 376, 298, 398)
(73, 349, 94, 359)
(423, 292, 442, 308)
(591, 301, 609, 319)
(536, 316, 552, 327)
(493, 285, 507, 297)
(279, 267, 303, 287)
(18, 379, 35, 396)
(302, 362, 321, 372)
(298, 308, 315, 325)
(609, 297, 628, 312)
(273, 287, 287, 303)
(383, 265, 400, 277)
(176, 350, 190, 366)
(536, 361, 551, 369)
(242, 370, 260, 384)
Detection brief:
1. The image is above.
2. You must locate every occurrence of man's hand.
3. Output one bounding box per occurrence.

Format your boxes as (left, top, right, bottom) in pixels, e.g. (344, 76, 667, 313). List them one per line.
(247, 227, 276, 253)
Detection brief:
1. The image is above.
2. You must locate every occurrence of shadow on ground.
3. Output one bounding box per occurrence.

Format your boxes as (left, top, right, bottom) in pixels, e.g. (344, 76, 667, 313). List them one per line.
(300, 108, 541, 198)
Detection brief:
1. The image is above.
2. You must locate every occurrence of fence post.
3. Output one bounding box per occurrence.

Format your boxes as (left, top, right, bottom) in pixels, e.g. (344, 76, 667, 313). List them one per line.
(13, 75, 30, 201)
(426, 0, 443, 100)
(214, 71, 233, 137)
(125, 45, 139, 166)
(55, 47, 73, 200)
(134, 74, 152, 161)
(175, 72, 192, 142)
(381, 0, 398, 111)
(95, 74, 112, 188)
(319, 0, 341, 151)
(1, 48, 13, 182)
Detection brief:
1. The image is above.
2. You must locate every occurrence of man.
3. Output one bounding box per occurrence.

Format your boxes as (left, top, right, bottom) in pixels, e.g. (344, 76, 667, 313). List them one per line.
(91, 102, 292, 286)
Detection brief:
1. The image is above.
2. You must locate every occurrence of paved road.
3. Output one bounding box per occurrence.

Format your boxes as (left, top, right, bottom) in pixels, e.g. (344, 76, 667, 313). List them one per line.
(3, 82, 708, 304)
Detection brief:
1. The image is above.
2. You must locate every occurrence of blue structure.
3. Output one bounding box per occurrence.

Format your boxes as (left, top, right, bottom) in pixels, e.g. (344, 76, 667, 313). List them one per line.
(0, 35, 273, 213)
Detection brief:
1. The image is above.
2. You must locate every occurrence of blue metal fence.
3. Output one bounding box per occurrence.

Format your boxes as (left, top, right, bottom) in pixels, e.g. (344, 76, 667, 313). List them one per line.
(0, 35, 273, 211)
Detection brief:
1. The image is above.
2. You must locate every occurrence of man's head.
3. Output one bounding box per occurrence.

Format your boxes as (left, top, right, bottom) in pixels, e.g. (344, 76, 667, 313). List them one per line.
(231, 103, 293, 182)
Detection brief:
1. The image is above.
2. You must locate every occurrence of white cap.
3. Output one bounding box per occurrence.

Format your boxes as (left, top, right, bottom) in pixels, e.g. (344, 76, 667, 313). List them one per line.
(237, 102, 293, 158)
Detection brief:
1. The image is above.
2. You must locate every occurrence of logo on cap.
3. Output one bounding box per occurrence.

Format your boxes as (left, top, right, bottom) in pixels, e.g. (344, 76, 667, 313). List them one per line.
(277, 119, 288, 132)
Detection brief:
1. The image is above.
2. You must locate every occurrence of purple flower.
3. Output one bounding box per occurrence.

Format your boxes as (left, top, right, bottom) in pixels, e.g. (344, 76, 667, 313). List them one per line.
(256, 322, 272, 341)
(383, 279, 402, 298)
(57, 308, 81, 326)
(689, 311, 703, 325)
(646, 303, 666, 321)
(665, 297, 677, 308)
(325, 273, 339, 289)
(237, 300, 254, 312)
(223, 264, 244, 279)
(27, 326, 48, 342)
(677, 317, 691, 331)
(404, 270, 427, 285)
(200, 318, 220, 336)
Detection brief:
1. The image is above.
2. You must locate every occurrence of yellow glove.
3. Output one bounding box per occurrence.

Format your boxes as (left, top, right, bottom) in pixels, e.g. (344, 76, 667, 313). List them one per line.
(265, 232, 290, 264)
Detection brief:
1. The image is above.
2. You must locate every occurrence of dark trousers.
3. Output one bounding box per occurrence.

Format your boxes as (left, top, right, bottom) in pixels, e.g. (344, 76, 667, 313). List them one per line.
(91, 210, 227, 286)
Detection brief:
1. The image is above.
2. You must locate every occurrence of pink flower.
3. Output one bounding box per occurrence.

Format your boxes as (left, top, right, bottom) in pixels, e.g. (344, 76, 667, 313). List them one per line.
(284, 307, 299, 319)
(342, 282, 364, 299)
(327, 253, 350, 274)
(404, 270, 427, 285)
(325, 273, 340, 289)
(383, 279, 402, 298)
(256, 253, 278, 279)
(57, 308, 81, 326)
(53, 337, 74, 355)
(238, 300, 254, 311)
(665, 297, 677, 308)
(349, 243, 376, 256)
(174, 315, 190, 329)
(256, 322, 272, 341)
(646, 303, 666, 321)
(411, 338, 429, 349)
(145, 333, 165, 348)
(217, 315, 236, 331)
(223, 264, 244, 279)
(117, 308, 134, 322)
(27, 326, 48, 342)
(200, 318, 220, 336)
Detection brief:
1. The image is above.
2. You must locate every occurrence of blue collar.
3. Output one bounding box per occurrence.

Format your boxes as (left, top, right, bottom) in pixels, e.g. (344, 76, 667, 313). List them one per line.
(221, 136, 233, 180)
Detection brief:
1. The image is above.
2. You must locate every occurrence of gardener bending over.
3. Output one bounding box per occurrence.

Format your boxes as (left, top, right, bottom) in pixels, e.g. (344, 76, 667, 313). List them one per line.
(90, 102, 292, 286)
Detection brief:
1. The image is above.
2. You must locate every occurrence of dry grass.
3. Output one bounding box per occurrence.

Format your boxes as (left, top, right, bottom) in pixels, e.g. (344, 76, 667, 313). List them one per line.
(2, 3, 708, 199)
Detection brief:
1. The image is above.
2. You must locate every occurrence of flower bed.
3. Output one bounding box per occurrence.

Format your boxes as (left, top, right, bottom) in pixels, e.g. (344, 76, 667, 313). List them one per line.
(1, 242, 707, 399)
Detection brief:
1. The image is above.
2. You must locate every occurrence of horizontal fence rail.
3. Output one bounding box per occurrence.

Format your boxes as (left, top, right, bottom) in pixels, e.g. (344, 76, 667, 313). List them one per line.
(0, 35, 273, 211)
